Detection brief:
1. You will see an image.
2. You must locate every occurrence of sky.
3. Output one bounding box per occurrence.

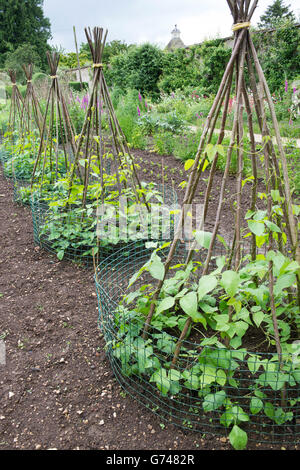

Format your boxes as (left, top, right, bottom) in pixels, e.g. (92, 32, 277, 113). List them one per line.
(43, 0, 300, 52)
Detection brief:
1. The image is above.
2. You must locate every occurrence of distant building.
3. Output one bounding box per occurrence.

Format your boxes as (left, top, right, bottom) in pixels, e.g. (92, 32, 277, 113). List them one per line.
(166, 25, 185, 51)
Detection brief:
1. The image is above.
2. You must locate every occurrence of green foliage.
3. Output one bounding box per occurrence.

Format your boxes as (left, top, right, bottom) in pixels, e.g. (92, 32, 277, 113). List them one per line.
(4, 44, 42, 83)
(38, 178, 168, 261)
(5, 84, 27, 99)
(258, 0, 296, 29)
(0, 102, 10, 134)
(153, 131, 175, 155)
(59, 52, 89, 69)
(254, 21, 300, 93)
(69, 81, 89, 93)
(102, 40, 129, 64)
(113, 220, 300, 449)
(196, 39, 232, 94)
(32, 72, 50, 86)
(110, 86, 126, 109)
(114, 88, 150, 146)
(138, 111, 187, 136)
(68, 100, 87, 135)
(75, 39, 128, 68)
(107, 44, 164, 99)
(3, 132, 67, 181)
(158, 48, 201, 94)
(0, 0, 51, 69)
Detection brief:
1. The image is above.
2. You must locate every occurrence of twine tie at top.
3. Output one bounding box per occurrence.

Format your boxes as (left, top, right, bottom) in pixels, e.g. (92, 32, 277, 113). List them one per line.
(93, 63, 103, 69)
(232, 22, 251, 32)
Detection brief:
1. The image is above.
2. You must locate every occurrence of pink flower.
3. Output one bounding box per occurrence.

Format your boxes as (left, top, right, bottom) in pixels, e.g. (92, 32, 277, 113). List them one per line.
(285, 80, 288, 93)
(137, 106, 141, 117)
(138, 92, 142, 102)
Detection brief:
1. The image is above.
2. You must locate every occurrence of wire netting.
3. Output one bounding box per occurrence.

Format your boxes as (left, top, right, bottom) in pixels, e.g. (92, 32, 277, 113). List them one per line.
(30, 183, 178, 266)
(94, 242, 300, 446)
(13, 177, 31, 205)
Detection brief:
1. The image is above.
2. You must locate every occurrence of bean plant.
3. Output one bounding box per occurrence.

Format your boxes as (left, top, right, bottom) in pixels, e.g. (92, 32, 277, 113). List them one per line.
(110, 207, 300, 450)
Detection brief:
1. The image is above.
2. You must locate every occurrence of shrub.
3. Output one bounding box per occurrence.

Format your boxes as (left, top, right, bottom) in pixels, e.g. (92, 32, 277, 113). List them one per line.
(4, 44, 42, 84)
(153, 131, 175, 155)
(69, 81, 89, 93)
(107, 44, 164, 99)
(5, 85, 26, 99)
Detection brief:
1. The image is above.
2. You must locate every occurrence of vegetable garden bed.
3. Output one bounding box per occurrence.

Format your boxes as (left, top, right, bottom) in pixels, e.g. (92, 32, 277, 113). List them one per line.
(95, 242, 300, 449)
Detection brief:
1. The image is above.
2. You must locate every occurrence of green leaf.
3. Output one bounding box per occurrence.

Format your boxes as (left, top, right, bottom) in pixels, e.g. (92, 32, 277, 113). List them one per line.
(221, 406, 249, 428)
(203, 390, 226, 412)
(229, 425, 248, 450)
(258, 371, 288, 391)
(202, 159, 209, 172)
(184, 159, 195, 171)
(230, 336, 242, 349)
(221, 271, 240, 297)
(253, 310, 265, 328)
(168, 369, 181, 382)
(150, 368, 170, 396)
(253, 210, 267, 221)
(156, 297, 175, 315)
(250, 397, 263, 415)
(216, 369, 227, 386)
(247, 356, 262, 374)
(198, 275, 218, 301)
(264, 220, 281, 233)
(264, 402, 275, 420)
(248, 220, 265, 237)
(190, 311, 207, 327)
(205, 143, 217, 162)
(216, 144, 225, 157)
(274, 408, 293, 425)
(149, 255, 165, 281)
(274, 273, 296, 296)
(57, 250, 65, 260)
(200, 366, 218, 387)
(271, 190, 281, 202)
(179, 291, 198, 317)
(194, 230, 212, 250)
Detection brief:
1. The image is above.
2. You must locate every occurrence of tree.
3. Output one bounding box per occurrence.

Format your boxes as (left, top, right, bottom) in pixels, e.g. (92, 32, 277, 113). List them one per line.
(197, 39, 232, 94)
(255, 20, 300, 92)
(78, 40, 128, 67)
(158, 48, 201, 94)
(258, 0, 296, 29)
(5, 44, 42, 83)
(106, 44, 164, 99)
(0, 0, 51, 69)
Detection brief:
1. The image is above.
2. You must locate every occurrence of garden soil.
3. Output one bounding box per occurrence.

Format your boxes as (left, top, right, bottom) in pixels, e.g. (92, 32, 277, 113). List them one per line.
(0, 151, 297, 451)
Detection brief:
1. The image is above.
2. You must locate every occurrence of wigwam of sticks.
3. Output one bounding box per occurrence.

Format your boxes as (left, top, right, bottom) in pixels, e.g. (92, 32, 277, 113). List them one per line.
(20, 64, 44, 137)
(7, 70, 25, 137)
(140, 0, 299, 363)
(31, 51, 77, 186)
(67, 27, 149, 209)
